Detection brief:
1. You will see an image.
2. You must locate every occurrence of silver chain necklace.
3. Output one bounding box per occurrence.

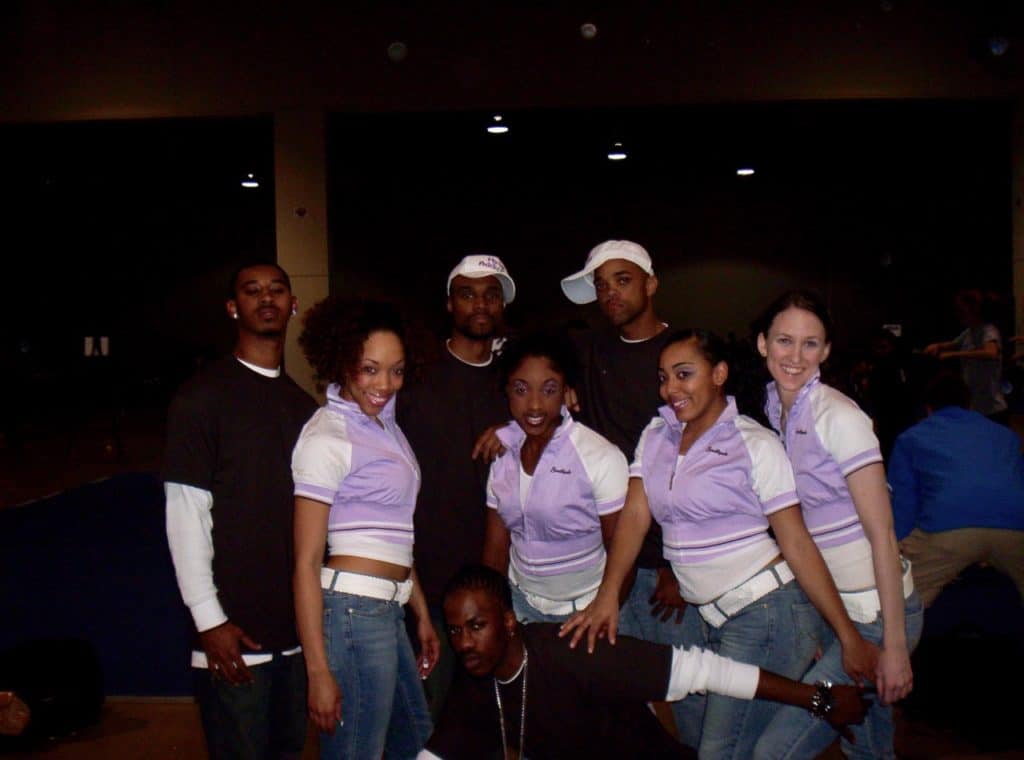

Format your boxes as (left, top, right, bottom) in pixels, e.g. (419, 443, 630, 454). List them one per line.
(494, 646, 528, 760)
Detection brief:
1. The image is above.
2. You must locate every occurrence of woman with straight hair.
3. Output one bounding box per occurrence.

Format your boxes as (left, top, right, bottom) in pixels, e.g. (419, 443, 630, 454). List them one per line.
(563, 328, 875, 759)
(752, 290, 922, 760)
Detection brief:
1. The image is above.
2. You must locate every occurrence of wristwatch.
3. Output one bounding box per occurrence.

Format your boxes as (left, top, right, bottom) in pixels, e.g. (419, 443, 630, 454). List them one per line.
(809, 679, 834, 719)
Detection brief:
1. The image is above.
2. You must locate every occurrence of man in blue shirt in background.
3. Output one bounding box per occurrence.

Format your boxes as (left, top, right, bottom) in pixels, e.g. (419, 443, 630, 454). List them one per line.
(889, 371, 1024, 607)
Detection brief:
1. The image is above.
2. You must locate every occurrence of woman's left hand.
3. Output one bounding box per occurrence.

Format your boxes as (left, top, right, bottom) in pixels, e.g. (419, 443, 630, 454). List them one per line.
(840, 634, 881, 686)
(416, 617, 441, 680)
(875, 645, 913, 705)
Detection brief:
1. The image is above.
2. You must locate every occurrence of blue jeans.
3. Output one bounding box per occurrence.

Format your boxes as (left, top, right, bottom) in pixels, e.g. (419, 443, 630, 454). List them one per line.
(195, 652, 308, 760)
(753, 591, 925, 760)
(699, 581, 821, 760)
(320, 590, 432, 760)
(618, 567, 708, 750)
(509, 581, 583, 624)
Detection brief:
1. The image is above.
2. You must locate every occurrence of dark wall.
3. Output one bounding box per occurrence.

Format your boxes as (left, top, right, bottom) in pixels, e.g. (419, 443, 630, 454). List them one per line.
(2, 117, 277, 416)
(328, 100, 1013, 357)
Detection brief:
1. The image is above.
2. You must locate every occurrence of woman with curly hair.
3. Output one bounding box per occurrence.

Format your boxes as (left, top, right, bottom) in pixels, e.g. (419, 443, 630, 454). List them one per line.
(291, 298, 436, 759)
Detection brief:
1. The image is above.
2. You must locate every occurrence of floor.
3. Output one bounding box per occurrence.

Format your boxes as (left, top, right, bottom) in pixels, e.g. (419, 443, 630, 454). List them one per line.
(3, 697, 1021, 759)
(3, 404, 1024, 758)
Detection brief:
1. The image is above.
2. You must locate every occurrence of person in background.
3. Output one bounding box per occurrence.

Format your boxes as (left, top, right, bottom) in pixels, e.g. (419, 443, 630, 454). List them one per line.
(924, 288, 1007, 424)
(889, 370, 1024, 607)
(557, 239, 707, 747)
(165, 262, 317, 759)
(398, 254, 516, 719)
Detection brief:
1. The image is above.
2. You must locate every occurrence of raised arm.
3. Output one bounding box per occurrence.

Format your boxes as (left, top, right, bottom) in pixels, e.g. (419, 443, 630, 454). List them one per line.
(937, 341, 1000, 362)
(922, 339, 959, 356)
(847, 462, 912, 705)
(293, 496, 341, 734)
(470, 424, 507, 464)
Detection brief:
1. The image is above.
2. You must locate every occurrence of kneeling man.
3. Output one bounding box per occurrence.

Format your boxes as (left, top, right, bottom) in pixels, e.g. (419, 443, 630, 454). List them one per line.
(420, 565, 867, 759)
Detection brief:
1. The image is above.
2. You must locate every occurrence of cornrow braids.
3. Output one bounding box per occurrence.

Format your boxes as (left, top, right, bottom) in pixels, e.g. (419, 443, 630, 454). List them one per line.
(442, 564, 513, 612)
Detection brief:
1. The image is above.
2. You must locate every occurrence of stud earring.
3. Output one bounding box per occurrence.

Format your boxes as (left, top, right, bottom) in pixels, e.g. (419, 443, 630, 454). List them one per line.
(231, 312, 238, 319)
(291, 307, 298, 316)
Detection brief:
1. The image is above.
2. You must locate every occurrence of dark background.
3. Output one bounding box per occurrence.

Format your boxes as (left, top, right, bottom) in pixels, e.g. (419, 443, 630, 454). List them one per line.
(1, 98, 1012, 413)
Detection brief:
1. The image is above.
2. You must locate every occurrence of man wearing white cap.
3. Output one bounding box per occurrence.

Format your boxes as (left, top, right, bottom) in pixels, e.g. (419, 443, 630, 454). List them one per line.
(398, 254, 517, 719)
(561, 239, 706, 749)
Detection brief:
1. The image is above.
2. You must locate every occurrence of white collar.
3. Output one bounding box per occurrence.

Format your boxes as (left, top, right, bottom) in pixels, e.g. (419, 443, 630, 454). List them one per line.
(619, 322, 669, 344)
(235, 356, 281, 378)
(446, 339, 494, 367)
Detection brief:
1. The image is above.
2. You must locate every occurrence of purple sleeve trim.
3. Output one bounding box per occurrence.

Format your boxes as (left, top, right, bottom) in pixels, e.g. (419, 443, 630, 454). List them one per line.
(839, 448, 883, 476)
(294, 482, 336, 503)
(762, 491, 800, 514)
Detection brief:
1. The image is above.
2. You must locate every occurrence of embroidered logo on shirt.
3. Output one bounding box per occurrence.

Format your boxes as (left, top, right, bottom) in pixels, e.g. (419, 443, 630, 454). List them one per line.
(550, 467, 572, 475)
(707, 447, 728, 456)
(795, 429, 808, 435)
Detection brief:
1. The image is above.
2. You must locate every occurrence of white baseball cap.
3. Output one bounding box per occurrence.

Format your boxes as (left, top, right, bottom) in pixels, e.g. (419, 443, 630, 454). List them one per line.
(560, 240, 654, 304)
(447, 254, 516, 304)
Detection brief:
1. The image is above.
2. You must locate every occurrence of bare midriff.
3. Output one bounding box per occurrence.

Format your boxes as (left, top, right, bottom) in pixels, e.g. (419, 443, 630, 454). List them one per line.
(326, 554, 411, 582)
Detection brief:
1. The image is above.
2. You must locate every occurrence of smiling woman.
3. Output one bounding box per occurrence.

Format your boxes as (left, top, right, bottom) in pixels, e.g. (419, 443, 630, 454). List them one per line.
(563, 327, 877, 758)
(290, 297, 436, 759)
(480, 332, 629, 625)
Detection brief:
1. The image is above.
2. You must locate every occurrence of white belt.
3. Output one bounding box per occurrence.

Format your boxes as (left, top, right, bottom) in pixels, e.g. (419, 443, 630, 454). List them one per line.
(320, 568, 413, 605)
(840, 558, 915, 624)
(516, 584, 599, 617)
(699, 561, 795, 628)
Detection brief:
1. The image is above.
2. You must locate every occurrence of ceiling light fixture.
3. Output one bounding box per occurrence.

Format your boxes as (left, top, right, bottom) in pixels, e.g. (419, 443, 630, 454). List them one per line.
(607, 142, 627, 161)
(487, 115, 509, 134)
(736, 167, 755, 176)
(241, 173, 259, 188)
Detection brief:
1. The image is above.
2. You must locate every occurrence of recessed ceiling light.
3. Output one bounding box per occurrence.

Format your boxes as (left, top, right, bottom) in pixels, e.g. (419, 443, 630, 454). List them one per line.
(736, 168, 755, 176)
(607, 142, 627, 161)
(487, 114, 509, 134)
(241, 173, 259, 188)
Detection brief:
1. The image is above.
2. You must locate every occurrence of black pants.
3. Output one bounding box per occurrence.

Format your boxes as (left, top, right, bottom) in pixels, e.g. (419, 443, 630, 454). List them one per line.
(195, 652, 308, 760)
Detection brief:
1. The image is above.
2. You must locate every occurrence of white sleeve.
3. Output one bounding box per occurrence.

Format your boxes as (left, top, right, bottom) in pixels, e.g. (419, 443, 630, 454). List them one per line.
(416, 751, 444, 760)
(666, 645, 760, 701)
(629, 417, 662, 478)
(737, 418, 799, 515)
(981, 323, 1002, 347)
(291, 414, 352, 504)
(573, 426, 628, 514)
(814, 392, 882, 475)
(165, 481, 227, 632)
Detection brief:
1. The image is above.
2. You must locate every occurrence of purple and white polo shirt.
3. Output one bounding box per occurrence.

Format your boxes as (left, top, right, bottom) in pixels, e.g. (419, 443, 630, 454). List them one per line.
(765, 374, 881, 550)
(633, 398, 799, 603)
(487, 409, 627, 581)
(291, 384, 420, 567)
